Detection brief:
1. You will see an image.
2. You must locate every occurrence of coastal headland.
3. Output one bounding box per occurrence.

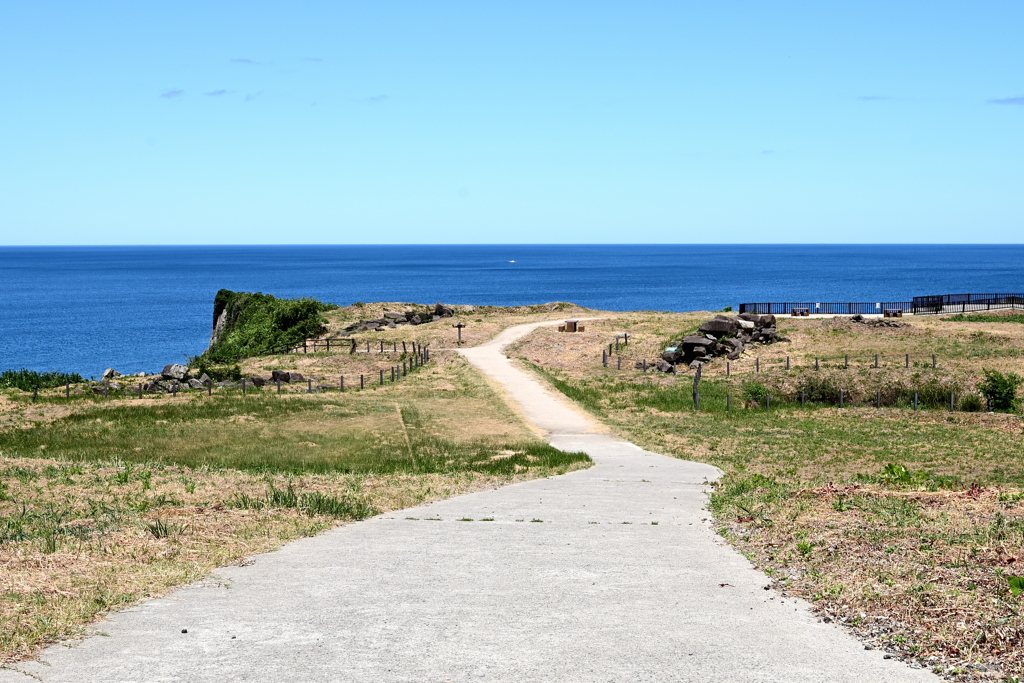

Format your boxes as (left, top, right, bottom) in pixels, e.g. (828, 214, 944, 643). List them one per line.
(1, 293, 1023, 680)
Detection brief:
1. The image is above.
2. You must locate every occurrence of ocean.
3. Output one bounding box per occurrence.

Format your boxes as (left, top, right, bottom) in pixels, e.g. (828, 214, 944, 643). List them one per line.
(2, 244, 1022, 377)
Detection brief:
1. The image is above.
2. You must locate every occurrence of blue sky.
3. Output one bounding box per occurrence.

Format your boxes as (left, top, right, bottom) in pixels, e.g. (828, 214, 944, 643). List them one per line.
(1, 1, 1021, 244)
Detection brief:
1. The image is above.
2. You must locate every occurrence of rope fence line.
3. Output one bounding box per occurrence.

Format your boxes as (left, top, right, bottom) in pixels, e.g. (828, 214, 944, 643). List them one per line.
(595, 339, 1000, 413)
(259, 337, 429, 357)
(30, 348, 434, 403)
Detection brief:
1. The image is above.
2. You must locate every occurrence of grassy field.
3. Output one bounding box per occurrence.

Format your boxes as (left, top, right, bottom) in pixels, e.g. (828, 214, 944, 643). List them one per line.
(513, 310, 1024, 680)
(0, 338, 590, 664)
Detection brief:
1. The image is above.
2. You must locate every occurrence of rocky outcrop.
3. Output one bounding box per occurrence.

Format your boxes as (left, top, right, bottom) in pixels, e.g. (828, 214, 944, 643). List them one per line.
(656, 313, 787, 371)
(336, 302, 456, 336)
(851, 313, 907, 328)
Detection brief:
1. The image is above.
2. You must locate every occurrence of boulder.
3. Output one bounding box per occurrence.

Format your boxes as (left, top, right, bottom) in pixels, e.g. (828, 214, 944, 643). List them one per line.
(248, 376, 266, 387)
(217, 380, 236, 388)
(188, 379, 205, 389)
(656, 360, 673, 373)
(410, 315, 422, 325)
(199, 373, 212, 385)
(271, 370, 291, 383)
(162, 364, 189, 381)
(698, 317, 739, 338)
(434, 302, 455, 317)
(287, 372, 305, 383)
(101, 368, 116, 380)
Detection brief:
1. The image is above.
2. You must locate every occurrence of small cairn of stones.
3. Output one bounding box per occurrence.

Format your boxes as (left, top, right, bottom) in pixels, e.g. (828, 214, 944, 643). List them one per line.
(651, 313, 786, 372)
(338, 302, 455, 335)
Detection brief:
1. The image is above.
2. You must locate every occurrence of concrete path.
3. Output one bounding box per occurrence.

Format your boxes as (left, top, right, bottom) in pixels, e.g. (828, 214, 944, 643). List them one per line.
(3, 321, 935, 682)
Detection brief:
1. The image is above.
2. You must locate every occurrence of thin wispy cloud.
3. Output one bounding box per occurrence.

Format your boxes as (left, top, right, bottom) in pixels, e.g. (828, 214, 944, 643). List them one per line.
(160, 88, 184, 99)
(988, 96, 1024, 105)
(231, 58, 256, 64)
(858, 95, 892, 101)
(206, 89, 233, 96)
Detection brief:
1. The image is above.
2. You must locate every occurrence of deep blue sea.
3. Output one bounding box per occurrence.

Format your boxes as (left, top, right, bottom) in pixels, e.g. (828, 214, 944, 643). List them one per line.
(2, 244, 1022, 378)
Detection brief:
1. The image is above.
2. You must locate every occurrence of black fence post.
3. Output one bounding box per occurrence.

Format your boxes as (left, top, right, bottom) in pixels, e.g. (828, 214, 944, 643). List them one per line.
(32, 386, 37, 402)
(845, 355, 848, 369)
(642, 359, 647, 372)
(905, 354, 909, 368)
(360, 374, 364, 389)
(602, 350, 607, 367)
(208, 383, 212, 396)
(756, 358, 759, 373)
(875, 354, 878, 368)
(617, 356, 621, 370)
(340, 376, 344, 392)
(392, 367, 396, 382)
(950, 393, 955, 411)
(379, 370, 384, 386)
(139, 383, 143, 399)
(242, 379, 246, 395)
(66, 382, 70, 398)
(403, 341, 407, 353)
(308, 379, 312, 394)
(914, 393, 918, 411)
(695, 391, 700, 410)
(766, 393, 770, 410)
(726, 361, 730, 376)
(932, 354, 936, 368)
(277, 379, 281, 394)
(786, 356, 790, 370)
(815, 357, 819, 371)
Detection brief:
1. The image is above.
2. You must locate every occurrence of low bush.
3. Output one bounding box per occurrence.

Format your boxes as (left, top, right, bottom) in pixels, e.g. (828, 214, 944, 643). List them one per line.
(0, 369, 85, 391)
(959, 392, 984, 412)
(978, 369, 1022, 411)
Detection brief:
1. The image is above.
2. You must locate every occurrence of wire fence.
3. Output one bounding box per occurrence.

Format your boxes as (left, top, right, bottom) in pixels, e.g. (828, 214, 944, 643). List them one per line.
(261, 337, 427, 356)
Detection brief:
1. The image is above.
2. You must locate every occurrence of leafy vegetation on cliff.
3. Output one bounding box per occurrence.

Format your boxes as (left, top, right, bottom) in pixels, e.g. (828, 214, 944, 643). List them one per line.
(199, 289, 338, 364)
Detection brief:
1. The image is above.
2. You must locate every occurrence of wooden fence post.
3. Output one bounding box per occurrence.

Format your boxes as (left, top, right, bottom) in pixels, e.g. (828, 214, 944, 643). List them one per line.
(905, 354, 909, 368)
(380, 370, 384, 386)
(617, 356, 621, 370)
(815, 357, 819, 371)
(786, 356, 790, 370)
(139, 383, 142, 399)
(875, 354, 878, 368)
(360, 375, 364, 389)
(726, 361, 730, 376)
(845, 355, 848, 369)
(933, 354, 936, 368)
(308, 379, 312, 394)
(756, 358, 759, 373)
(242, 379, 246, 395)
(340, 376, 344, 392)
(32, 386, 37, 402)
(66, 382, 70, 398)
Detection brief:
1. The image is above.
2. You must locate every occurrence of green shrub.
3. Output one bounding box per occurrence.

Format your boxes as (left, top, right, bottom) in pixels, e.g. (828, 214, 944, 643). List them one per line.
(742, 381, 768, 406)
(958, 393, 984, 412)
(199, 290, 337, 364)
(978, 369, 1023, 411)
(798, 374, 843, 405)
(0, 369, 85, 391)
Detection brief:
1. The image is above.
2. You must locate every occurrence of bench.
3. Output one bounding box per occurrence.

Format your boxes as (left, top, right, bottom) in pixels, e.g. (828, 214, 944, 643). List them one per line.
(883, 309, 903, 318)
(791, 308, 810, 317)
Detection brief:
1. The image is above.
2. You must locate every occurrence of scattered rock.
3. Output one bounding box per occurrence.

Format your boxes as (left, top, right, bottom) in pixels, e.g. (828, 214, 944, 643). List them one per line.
(287, 372, 305, 383)
(198, 373, 212, 385)
(187, 379, 206, 389)
(271, 370, 291, 383)
(217, 380, 236, 388)
(101, 368, 116, 380)
(248, 376, 266, 387)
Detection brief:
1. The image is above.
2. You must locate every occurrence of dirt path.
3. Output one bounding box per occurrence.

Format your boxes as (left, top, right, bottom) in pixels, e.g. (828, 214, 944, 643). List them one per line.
(1, 321, 935, 682)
